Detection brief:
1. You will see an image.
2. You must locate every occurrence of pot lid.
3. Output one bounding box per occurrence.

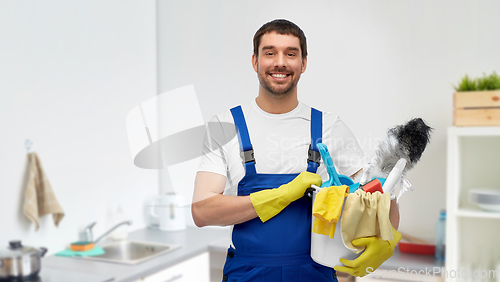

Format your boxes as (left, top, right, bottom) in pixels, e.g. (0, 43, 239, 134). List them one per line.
(0, 241, 40, 258)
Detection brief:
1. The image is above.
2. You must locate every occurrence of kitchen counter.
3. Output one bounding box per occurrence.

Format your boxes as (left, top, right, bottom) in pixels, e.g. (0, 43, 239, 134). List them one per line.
(42, 226, 230, 282)
(41, 226, 442, 282)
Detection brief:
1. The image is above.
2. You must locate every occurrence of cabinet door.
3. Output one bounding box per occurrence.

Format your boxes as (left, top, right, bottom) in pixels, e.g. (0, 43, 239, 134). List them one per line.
(141, 252, 209, 282)
(356, 269, 444, 282)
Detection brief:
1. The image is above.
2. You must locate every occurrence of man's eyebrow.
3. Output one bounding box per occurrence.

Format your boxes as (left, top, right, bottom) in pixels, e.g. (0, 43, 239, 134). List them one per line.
(261, 45, 275, 51)
(261, 46, 300, 52)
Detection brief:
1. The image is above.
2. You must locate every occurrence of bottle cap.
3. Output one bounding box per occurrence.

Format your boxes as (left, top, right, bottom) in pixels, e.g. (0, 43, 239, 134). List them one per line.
(440, 209, 446, 217)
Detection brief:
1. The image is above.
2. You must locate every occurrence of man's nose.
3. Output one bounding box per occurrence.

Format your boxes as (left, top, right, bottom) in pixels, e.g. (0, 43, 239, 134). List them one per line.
(274, 53, 287, 68)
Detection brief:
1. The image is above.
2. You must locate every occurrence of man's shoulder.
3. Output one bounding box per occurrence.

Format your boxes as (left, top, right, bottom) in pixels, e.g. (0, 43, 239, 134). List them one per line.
(299, 102, 339, 121)
(210, 101, 254, 122)
(211, 100, 339, 122)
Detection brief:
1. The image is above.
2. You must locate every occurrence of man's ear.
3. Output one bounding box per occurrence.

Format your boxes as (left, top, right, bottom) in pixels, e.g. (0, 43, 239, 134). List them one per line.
(252, 53, 258, 73)
(301, 56, 307, 73)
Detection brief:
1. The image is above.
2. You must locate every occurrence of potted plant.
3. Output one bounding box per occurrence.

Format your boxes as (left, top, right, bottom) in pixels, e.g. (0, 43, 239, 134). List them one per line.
(453, 72, 500, 126)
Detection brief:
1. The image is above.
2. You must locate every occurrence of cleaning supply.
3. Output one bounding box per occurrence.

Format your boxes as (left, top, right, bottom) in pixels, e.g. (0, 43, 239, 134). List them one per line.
(435, 209, 446, 260)
(316, 143, 356, 189)
(358, 163, 372, 186)
(341, 190, 393, 253)
(56, 246, 105, 257)
(310, 143, 389, 269)
(70, 241, 94, 251)
(382, 158, 406, 199)
(334, 226, 402, 277)
(250, 171, 322, 222)
(312, 185, 349, 238)
(396, 177, 414, 203)
(370, 118, 432, 178)
(317, 143, 341, 186)
(362, 179, 383, 194)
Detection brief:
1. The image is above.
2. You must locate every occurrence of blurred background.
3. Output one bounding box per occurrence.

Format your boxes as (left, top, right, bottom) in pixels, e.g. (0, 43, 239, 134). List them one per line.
(1, 1, 500, 281)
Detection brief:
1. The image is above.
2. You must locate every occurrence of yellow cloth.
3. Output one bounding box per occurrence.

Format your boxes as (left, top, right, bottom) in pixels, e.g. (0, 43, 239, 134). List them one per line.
(23, 152, 65, 231)
(312, 185, 349, 238)
(341, 190, 392, 253)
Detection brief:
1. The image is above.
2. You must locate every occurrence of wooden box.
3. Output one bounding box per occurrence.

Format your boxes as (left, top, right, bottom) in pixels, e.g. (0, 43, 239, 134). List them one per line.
(453, 90, 500, 126)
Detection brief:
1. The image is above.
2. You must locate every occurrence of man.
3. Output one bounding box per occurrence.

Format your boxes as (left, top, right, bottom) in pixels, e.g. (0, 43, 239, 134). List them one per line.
(192, 19, 400, 282)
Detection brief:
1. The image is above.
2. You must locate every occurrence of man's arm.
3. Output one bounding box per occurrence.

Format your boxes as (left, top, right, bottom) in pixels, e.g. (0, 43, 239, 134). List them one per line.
(389, 199, 399, 230)
(191, 171, 258, 227)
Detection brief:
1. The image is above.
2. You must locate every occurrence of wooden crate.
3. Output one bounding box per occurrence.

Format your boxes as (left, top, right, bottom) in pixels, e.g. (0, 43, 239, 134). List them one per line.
(453, 90, 500, 126)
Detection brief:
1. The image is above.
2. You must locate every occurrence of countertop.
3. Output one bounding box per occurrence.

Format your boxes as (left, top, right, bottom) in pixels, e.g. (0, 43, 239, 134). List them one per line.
(41, 226, 442, 282)
(42, 226, 230, 282)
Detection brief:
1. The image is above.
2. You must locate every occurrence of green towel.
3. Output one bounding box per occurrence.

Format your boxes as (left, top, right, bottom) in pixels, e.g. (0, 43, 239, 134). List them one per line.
(56, 246, 105, 257)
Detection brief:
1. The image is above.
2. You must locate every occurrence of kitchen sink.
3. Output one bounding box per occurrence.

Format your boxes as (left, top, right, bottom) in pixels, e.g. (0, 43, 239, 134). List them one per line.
(80, 240, 180, 265)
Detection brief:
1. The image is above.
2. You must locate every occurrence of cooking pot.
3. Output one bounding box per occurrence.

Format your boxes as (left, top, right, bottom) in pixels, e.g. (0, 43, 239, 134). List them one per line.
(0, 241, 47, 281)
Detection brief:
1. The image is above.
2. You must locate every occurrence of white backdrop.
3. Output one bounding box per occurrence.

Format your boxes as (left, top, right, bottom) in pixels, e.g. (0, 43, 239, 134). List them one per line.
(158, 0, 500, 242)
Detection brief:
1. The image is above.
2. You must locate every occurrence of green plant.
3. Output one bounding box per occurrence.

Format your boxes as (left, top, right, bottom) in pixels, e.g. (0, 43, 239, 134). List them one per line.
(477, 72, 500, 90)
(454, 72, 500, 92)
(454, 74, 477, 91)
(453, 72, 500, 92)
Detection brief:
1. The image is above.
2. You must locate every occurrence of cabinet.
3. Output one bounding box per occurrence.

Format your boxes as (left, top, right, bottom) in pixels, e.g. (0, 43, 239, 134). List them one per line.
(356, 269, 443, 282)
(447, 127, 500, 282)
(136, 252, 209, 282)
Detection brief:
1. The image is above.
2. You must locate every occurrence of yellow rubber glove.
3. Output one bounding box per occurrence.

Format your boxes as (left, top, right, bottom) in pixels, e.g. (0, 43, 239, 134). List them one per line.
(334, 226, 402, 277)
(250, 171, 322, 223)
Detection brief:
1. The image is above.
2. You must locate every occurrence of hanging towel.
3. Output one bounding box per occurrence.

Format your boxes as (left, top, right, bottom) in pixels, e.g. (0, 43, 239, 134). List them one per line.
(312, 185, 349, 238)
(23, 152, 64, 230)
(341, 190, 392, 254)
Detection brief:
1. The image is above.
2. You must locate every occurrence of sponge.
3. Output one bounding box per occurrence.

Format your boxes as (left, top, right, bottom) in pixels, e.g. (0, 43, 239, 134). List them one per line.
(70, 241, 95, 252)
(362, 179, 383, 194)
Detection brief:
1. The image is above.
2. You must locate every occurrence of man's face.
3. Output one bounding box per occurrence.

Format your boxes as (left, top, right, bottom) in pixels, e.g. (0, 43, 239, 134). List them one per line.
(252, 31, 307, 97)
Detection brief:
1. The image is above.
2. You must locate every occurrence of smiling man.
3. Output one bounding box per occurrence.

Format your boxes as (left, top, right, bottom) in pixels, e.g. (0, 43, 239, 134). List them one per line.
(253, 29, 306, 98)
(192, 19, 394, 282)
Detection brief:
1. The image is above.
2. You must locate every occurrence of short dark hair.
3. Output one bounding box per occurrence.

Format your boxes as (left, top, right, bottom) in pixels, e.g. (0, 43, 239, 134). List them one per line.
(253, 19, 307, 59)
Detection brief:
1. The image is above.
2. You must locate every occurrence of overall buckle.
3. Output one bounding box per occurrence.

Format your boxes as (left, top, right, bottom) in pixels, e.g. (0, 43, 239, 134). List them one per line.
(308, 145, 321, 165)
(240, 149, 256, 164)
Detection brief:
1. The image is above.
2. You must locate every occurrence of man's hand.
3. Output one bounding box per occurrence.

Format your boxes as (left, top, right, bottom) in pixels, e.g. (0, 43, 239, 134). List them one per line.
(283, 171, 323, 202)
(251, 171, 322, 222)
(334, 226, 402, 277)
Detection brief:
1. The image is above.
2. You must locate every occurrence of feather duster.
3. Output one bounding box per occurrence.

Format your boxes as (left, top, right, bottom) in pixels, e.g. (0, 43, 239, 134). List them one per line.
(370, 118, 432, 179)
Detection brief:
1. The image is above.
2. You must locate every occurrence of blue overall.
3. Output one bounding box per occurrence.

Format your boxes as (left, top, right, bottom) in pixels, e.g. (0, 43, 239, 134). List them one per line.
(221, 106, 338, 282)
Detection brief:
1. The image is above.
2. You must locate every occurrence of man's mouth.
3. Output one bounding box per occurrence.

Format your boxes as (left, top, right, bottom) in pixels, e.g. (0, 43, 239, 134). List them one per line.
(270, 73, 290, 79)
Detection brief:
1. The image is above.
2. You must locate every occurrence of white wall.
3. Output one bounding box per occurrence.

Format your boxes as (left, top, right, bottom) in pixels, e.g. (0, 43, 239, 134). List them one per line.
(158, 0, 500, 241)
(0, 1, 157, 254)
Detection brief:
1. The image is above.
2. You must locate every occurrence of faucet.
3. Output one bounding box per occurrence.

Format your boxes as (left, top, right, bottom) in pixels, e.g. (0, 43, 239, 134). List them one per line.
(80, 220, 133, 244)
(80, 222, 97, 242)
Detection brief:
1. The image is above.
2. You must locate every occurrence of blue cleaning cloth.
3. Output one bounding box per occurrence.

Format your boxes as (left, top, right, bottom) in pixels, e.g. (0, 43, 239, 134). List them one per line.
(55, 246, 105, 257)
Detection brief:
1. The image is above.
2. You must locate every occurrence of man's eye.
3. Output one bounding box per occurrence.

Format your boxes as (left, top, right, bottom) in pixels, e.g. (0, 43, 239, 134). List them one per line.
(266, 52, 274, 56)
(287, 53, 296, 57)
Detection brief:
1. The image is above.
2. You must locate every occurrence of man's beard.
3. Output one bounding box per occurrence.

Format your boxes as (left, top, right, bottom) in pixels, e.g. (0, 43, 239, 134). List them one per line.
(257, 69, 301, 97)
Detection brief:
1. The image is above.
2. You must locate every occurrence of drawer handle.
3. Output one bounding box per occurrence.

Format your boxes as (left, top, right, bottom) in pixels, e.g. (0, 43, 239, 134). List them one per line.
(163, 274, 183, 282)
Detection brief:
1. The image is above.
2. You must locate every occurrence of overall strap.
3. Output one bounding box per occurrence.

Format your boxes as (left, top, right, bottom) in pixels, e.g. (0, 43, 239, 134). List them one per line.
(307, 108, 322, 173)
(230, 106, 257, 175)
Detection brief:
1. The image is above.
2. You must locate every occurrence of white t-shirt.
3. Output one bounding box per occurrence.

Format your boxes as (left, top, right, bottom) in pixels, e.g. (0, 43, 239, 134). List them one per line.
(198, 99, 366, 195)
